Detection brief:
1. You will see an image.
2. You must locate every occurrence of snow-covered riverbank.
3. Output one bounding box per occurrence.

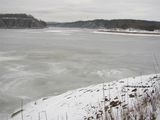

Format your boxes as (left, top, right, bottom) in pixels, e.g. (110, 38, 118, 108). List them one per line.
(96, 29, 160, 36)
(9, 74, 160, 120)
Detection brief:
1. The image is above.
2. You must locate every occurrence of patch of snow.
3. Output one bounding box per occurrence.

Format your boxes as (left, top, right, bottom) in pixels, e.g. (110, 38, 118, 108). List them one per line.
(9, 74, 160, 120)
(94, 29, 160, 37)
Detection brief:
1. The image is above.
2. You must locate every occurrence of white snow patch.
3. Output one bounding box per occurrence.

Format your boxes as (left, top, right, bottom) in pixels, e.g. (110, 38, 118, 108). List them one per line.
(94, 29, 160, 37)
(45, 30, 64, 33)
(9, 74, 160, 120)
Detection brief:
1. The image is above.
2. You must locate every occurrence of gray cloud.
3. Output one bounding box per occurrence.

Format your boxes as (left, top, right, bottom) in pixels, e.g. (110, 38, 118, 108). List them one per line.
(0, 0, 160, 22)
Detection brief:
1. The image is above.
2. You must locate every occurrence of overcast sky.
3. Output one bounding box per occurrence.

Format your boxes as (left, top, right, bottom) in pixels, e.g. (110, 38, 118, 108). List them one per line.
(1, 0, 160, 22)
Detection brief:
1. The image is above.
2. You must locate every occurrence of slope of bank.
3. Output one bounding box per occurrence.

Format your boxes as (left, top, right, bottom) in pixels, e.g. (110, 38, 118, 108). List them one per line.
(9, 74, 160, 120)
(0, 14, 47, 29)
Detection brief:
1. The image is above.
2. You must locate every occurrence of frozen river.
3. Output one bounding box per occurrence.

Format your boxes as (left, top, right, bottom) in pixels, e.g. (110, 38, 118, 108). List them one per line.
(0, 27, 160, 119)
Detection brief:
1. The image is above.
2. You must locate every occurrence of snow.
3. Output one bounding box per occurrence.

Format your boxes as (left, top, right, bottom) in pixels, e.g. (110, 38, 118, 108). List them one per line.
(94, 29, 160, 37)
(9, 74, 160, 120)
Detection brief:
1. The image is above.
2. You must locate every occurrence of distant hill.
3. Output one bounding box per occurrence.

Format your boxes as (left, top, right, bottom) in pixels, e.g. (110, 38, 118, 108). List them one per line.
(48, 19, 160, 31)
(0, 14, 47, 29)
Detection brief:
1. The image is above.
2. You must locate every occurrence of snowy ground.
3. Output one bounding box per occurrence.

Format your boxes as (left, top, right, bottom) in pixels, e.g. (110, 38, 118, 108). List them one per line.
(96, 29, 160, 36)
(9, 74, 160, 120)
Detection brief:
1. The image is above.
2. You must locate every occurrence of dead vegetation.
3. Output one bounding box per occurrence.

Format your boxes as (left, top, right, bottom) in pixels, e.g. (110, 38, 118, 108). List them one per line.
(84, 75, 160, 120)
